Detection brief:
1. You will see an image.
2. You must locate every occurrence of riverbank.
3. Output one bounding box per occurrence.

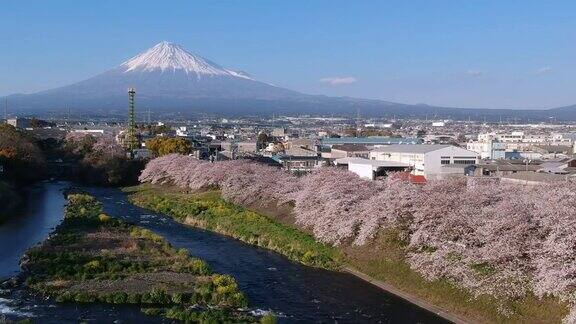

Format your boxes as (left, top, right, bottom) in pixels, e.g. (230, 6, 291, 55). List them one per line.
(18, 192, 265, 323)
(125, 184, 567, 324)
(124, 185, 341, 270)
(0, 181, 22, 223)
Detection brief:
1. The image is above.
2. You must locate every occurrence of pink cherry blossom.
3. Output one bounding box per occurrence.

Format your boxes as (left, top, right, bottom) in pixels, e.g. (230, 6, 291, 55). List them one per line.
(139, 154, 576, 321)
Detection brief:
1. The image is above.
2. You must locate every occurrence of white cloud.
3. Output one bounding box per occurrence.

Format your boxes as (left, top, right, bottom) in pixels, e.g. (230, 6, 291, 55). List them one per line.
(536, 66, 552, 75)
(319, 76, 357, 85)
(466, 70, 483, 78)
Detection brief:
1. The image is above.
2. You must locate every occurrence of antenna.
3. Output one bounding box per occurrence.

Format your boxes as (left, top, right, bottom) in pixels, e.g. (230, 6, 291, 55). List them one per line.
(127, 88, 137, 154)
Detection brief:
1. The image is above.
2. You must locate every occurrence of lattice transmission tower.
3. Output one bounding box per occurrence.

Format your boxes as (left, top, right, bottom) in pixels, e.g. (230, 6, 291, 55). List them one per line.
(127, 88, 138, 154)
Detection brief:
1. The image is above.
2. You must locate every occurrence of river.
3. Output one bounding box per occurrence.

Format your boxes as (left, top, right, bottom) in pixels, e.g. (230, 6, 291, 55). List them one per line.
(0, 181, 448, 323)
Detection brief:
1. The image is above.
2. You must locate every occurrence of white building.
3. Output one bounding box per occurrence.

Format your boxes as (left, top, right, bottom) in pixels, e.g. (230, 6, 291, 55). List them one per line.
(498, 131, 525, 143)
(369, 144, 479, 179)
(478, 131, 525, 143)
(176, 127, 190, 137)
(7, 118, 33, 129)
(334, 157, 409, 180)
(72, 129, 105, 135)
(364, 123, 393, 128)
(477, 131, 575, 146)
(467, 140, 506, 159)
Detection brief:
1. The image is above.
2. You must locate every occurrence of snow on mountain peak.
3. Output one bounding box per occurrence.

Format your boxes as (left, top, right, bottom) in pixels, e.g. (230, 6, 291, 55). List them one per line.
(120, 41, 252, 79)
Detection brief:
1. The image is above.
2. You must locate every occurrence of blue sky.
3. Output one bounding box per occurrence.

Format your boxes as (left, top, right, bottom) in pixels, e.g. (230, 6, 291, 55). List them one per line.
(1, 0, 575, 109)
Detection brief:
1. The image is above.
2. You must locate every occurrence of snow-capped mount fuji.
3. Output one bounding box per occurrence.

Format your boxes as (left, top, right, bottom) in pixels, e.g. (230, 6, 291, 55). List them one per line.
(7, 41, 571, 120)
(5, 41, 308, 115)
(120, 41, 252, 80)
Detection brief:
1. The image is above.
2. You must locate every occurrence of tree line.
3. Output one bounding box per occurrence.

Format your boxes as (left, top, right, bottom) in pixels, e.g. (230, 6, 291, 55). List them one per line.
(0, 124, 46, 221)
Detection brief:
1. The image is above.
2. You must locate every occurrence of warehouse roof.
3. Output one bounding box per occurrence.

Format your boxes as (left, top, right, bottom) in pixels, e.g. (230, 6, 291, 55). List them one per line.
(321, 137, 422, 146)
(334, 157, 410, 168)
(331, 144, 369, 152)
(372, 144, 456, 154)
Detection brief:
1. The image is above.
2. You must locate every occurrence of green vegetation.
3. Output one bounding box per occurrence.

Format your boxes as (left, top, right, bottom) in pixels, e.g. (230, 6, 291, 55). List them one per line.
(0, 124, 47, 222)
(23, 193, 260, 323)
(145, 137, 193, 157)
(124, 184, 341, 269)
(141, 306, 260, 323)
(140, 123, 170, 136)
(126, 184, 567, 323)
(0, 124, 46, 185)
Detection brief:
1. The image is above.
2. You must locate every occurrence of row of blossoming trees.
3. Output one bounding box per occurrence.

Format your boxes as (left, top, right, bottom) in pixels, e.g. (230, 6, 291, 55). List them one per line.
(139, 154, 576, 322)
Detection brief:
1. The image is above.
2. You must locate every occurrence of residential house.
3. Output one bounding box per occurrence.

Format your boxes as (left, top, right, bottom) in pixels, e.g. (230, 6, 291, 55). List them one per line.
(283, 138, 318, 151)
(474, 160, 541, 177)
(273, 146, 321, 173)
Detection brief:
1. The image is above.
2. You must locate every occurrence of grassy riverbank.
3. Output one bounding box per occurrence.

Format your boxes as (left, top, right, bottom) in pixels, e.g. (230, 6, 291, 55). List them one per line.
(22, 192, 264, 323)
(343, 229, 567, 323)
(124, 184, 341, 270)
(125, 184, 568, 324)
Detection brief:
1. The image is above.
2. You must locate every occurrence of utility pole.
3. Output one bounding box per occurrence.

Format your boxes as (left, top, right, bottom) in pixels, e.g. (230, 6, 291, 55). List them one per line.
(355, 105, 361, 131)
(4, 97, 7, 122)
(127, 88, 137, 156)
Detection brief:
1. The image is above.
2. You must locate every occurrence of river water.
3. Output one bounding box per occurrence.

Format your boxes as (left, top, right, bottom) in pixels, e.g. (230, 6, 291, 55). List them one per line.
(0, 182, 448, 323)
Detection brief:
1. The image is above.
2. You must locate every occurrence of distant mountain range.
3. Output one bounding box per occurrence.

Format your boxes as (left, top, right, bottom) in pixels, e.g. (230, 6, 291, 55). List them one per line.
(3, 41, 575, 121)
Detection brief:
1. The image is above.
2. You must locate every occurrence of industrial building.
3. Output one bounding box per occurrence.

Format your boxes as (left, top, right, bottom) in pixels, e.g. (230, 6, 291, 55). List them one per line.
(369, 144, 479, 179)
(334, 157, 409, 180)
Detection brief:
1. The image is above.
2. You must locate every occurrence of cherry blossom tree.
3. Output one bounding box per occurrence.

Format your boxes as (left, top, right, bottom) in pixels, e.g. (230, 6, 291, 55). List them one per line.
(139, 154, 576, 321)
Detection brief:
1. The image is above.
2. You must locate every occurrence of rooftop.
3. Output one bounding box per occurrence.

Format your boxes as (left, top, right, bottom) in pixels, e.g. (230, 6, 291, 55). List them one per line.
(282, 146, 318, 157)
(389, 172, 427, 184)
(331, 144, 369, 152)
(476, 164, 541, 172)
(335, 157, 410, 168)
(501, 172, 573, 183)
(321, 137, 422, 146)
(372, 144, 455, 154)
